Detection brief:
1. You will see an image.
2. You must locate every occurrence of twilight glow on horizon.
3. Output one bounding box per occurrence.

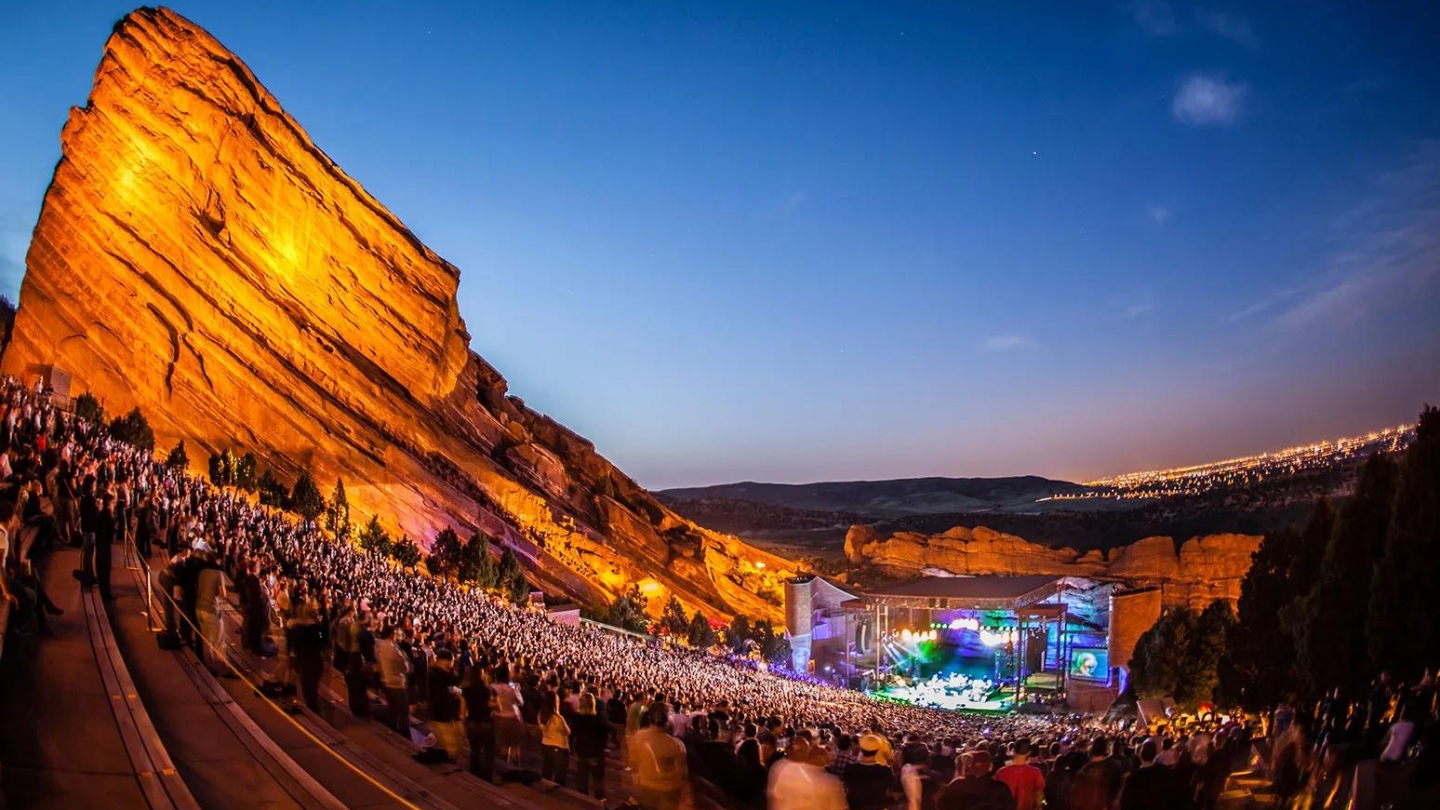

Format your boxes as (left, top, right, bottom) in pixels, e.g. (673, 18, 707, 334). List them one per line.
(1, 0, 1437, 489)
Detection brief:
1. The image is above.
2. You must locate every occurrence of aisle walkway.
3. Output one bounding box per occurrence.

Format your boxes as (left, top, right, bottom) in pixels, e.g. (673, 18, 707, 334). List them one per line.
(0, 548, 150, 809)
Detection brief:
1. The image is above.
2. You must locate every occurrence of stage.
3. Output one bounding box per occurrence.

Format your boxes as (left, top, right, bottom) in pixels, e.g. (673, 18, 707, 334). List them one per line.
(872, 671, 1015, 713)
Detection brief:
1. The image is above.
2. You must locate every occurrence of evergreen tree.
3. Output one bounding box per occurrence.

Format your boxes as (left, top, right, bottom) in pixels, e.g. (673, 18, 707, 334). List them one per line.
(358, 514, 392, 557)
(606, 584, 649, 633)
(503, 566, 530, 604)
(166, 439, 189, 471)
(256, 468, 286, 507)
(74, 392, 105, 427)
(391, 534, 423, 569)
(1291, 453, 1397, 696)
(496, 547, 526, 599)
(235, 452, 258, 492)
(687, 610, 718, 648)
(728, 615, 753, 654)
(325, 479, 351, 540)
(219, 448, 237, 486)
(108, 407, 155, 451)
(1184, 600, 1235, 707)
(290, 472, 325, 524)
(208, 451, 226, 486)
(661, 594, 690, 637)
(458, 532, 498, 589)
(1222, 526, 1301, 709)
(1131, 607, 1196, 702)
(1369, 406, 1440, 674)
(427, 527, 463, 578)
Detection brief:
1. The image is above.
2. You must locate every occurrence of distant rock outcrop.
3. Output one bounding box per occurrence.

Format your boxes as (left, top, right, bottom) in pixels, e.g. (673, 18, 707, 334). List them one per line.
(2, 7, 794, 622)
(845, 525, 1261, 607)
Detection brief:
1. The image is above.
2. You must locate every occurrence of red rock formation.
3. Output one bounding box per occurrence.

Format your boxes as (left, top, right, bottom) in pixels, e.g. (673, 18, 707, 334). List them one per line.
(2, 6, 794, 622)
(846, 524, 1261, 608)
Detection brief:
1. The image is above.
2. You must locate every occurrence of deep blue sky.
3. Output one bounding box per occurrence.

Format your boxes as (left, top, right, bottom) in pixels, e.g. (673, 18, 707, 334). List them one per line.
(2, 1, 1438, 488)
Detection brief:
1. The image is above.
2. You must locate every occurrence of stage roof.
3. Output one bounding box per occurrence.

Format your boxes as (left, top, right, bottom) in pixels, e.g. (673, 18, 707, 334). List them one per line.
(866, 575, 1060, 600)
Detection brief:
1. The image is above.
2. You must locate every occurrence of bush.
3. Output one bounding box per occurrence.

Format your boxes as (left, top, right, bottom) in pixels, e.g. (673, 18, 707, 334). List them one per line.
(166, 440, 189, 471)
(290, 472, 325, 524)
(108, 407, 155, 451)
(74, 392, 105, 426)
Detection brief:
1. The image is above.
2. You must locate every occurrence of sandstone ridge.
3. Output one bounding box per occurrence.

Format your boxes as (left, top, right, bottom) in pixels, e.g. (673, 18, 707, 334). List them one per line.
(2, 6, 794, 622)
(845, 525, 1261, 607)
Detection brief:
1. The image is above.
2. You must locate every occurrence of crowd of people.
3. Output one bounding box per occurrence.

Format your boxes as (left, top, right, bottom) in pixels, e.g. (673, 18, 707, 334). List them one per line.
(2, 374, 1435, 809)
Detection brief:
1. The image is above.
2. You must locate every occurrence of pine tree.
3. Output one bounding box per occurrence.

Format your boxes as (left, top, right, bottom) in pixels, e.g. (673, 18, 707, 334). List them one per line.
(166, 439, 189, 471)
(496, 548, 525, 597)
(661, 594, 690, 637)
(358, 514, 392, 557)
(256, 468, 286, 507)
(74, 392, 105, 426)
(427, 527, 463, 578)
(458, 533, 498, 589)
(1182, 600, 1235, 707)
(1369, 406, 1440, 674)
(290, 472, 325, 524)
(1131, 607, 1196, 702)
(391, 534, 423, 570)
(1222, 526, 1300, 709)
(503, 566, 530, 604)
(1291, 453, 1397, 696)
(326, 479, 351, 540)
(687, 610, 718, 648)
(728, 615, 753, 654)
(219, 448, 237, 486)
(606, 584, 649, 633)
(107, 407, 155, 450)
(208, 451, 226, 486)
(235, 452, 258, 492)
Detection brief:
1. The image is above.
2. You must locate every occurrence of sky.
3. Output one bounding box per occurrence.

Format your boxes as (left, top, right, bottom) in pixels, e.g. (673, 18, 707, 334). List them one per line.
(1, 1, 1438, 489)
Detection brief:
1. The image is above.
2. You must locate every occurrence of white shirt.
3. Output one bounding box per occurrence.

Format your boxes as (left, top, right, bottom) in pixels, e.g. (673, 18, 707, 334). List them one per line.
(768, 758, 848, 810)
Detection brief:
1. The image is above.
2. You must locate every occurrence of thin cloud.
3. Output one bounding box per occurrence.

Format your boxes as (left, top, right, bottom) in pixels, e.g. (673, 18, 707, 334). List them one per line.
(1274, 141, 1440, 330)
(1194, 10, 1260, 49)
(1125, 303, 1156, 319)
(1148, 205, 1171, 224)
(982, 334, 1036, 352)
(779, 191, 808, 213)
(1131, 0, 1179, 36)
(1225, 288, 1299, 323)
(1173, 74, 1249, 126)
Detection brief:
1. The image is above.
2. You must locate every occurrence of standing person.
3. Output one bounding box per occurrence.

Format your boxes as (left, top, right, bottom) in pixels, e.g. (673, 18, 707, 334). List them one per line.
(629, 702, 693, 810)
(1120, 740, 1175, 810)
(900, 741, 939, 810)
(939, 750, 1016, 810)
(75, 477, 99, 586)
(194, 545, 229, 675)
(492, 664, 526, 765)
(1069, 738, 1124, 810)
(288, 591, 326, 712)
(344, 618, 372, 718)
(570, 692, 613, 802)
(995, 740, 1046, 810)
(422, 650, 462, 763)
(539, 693, 572, 787)
(768, 736, 849, 810)
(461, 664, 496, 781)
(843, 738, 897, 810)
(376, 625, 412, 736)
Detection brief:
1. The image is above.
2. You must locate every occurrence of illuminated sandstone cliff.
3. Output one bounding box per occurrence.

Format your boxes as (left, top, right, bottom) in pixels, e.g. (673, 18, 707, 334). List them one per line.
(845, 525, 1262, 608)
(3, 6, 794, 622)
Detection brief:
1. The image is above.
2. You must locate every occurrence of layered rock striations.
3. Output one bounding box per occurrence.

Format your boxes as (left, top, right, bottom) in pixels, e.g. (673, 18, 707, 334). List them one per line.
(3, 6, 794, 621)
(845, 525, 1261, 608)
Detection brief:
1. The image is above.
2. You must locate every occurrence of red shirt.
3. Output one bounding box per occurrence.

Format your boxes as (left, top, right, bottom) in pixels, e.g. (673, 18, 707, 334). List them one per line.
(995, 762, 1046, 810)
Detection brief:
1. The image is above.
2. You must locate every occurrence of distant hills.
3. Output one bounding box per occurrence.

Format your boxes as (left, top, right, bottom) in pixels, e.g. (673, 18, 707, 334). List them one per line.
(658, 475, 1087, 518)
(656, 423, 1416, 558)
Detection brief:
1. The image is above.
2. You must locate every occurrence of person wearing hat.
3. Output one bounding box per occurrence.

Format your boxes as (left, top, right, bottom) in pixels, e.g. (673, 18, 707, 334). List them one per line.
(938, 749, 1015, 810)
(843, 733, 897, 810)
